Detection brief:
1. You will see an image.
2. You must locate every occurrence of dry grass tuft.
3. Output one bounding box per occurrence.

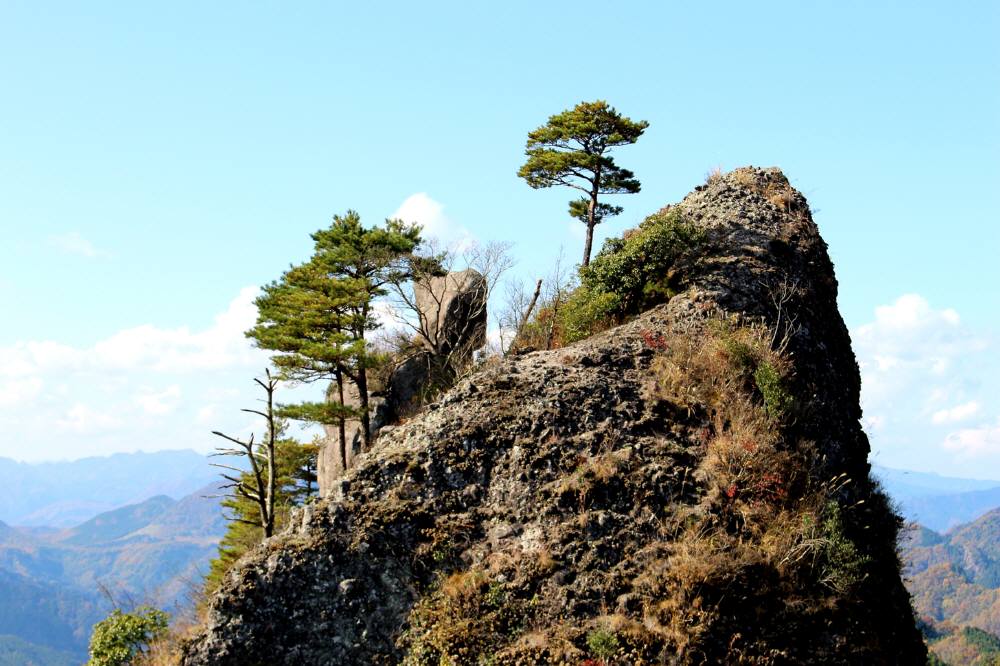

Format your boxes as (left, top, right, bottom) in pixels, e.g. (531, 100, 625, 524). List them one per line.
(632, 317, 879, 659)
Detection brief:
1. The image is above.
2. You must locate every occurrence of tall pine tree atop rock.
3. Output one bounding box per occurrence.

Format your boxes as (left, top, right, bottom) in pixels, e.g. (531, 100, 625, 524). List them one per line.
(518, 100, 648, 266)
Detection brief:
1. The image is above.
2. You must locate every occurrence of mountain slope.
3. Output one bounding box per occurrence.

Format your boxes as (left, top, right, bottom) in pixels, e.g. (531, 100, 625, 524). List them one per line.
(61, 495, 176, 546)
(0, 634, 78, 666)
(183, 168, 925, 664)
(874, 466, 1000, 499)
(902, 487, 1000, 533)
(0, 568, 101, 657)
(0, 450, 217, 526)
(905, 508, 1000, 638)
(0, 482, 227, 658)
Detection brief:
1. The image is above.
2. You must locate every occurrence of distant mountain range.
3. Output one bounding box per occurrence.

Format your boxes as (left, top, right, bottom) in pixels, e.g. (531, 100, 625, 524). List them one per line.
(901, 507, 1000, 664)
(872, 465, 1000, 532)
(0, 449, 219, 527)
(0, 481, 227, 663)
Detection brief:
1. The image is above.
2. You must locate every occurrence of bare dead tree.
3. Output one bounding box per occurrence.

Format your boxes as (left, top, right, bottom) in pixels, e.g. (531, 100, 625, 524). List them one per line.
(542, 250, 574, 350)
(520, 279, 544, 332)
(209, 370, 279, 538)
(763, 276, 803, 353)
(96, 580, 140, 613)
(497, 277, 543, 355)
(390, 239, 513, 380)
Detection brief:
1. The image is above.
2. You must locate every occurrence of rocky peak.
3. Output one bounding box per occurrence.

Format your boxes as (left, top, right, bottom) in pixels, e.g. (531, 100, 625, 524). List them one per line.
(182, 168, 925, 665)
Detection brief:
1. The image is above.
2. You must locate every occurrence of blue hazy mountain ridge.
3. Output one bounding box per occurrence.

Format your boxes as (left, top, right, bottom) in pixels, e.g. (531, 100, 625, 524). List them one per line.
(0, 450, 219, 526)
(61, 495, 177, 546)
(0, 481, 227, 660)
(872, 465, 1000, 532)
(0, 632, 78, 666)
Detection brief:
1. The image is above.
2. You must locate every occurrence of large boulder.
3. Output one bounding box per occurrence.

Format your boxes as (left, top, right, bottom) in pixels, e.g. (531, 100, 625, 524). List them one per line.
(317, 384, 390, 492)
(413, 268, 487, 355)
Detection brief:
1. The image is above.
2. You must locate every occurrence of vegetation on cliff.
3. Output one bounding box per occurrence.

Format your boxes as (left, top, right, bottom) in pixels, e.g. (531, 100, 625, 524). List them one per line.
(177, 167, 926, 665)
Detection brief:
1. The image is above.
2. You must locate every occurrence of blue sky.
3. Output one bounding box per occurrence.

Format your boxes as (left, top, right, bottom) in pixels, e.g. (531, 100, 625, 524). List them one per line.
(0, 2, 997, 477)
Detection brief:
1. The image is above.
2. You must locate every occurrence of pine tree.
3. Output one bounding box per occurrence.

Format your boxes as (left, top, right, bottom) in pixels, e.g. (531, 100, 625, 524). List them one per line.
(518, 100, 648, 266)
(248, 210, 421, 459)
(248, 260, 360, 470)
(205, 432, 317, 592)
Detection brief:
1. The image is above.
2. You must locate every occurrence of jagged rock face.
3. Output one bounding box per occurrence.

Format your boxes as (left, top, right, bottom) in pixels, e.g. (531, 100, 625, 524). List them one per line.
(183, 168, 925, 665)
(317, 353, 433, 495)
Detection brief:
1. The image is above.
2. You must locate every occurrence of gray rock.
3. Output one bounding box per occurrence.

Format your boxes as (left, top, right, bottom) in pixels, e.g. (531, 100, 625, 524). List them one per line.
(413, 268, 487, 355)
(182, 168, 925, 665)
(317, 384, 390, 495)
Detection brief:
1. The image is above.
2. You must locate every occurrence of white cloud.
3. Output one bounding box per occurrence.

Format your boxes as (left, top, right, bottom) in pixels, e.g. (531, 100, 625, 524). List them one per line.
(855, 294, 999, 476)
(931, 401, 980, 425)
(196, 405, 218, 424)
(0, 377, 43, 407)
(0, 287, 281, 461)
(135, 385, 182, 415)
(854, 294, 986, 406)
(48, 231, 106, 258)
(863, 293, 959, 333)
(943, 420, 1000, 457)
(58, 404, 122, 433)
(855, 294, 966, 354)
(392, 193, 475, 250)
(392, 193, 447, 236)
(0, 288, 262, 381)
(93, 286, 261, 373)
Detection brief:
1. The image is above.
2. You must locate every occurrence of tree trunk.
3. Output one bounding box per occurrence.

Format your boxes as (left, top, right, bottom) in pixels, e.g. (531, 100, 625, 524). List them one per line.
(334, 368, 348, 471)
(582, 193, 598, 267)
(264, 374, 276, 538)
(513, 278, 543, 349)
(357, 365, 371, 451)
(356, 311, 372, 452)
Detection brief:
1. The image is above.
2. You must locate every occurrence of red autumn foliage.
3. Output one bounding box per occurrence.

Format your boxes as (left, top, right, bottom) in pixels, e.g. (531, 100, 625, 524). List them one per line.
(640, 329, 668, 351)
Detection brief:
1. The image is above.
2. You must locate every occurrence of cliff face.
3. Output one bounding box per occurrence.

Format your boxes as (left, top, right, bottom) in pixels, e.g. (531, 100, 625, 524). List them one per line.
(182, 168, 925, 665)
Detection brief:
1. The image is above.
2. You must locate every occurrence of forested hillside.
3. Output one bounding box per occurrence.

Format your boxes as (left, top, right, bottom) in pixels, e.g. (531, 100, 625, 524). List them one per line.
(0, 483, 226, 661)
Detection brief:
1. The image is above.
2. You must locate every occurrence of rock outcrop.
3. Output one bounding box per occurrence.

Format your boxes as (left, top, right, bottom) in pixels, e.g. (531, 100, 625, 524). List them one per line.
(183, 168, 925, 665)
(414, 268, 488, 355)
(317, 269, 489, 495)
(317, 384, 391, 491)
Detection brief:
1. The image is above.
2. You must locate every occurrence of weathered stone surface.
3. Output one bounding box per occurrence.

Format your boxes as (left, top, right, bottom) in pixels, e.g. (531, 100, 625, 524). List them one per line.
(414, 268, 487, 354)
(317, 384, 390, 493)
(317, 352, 436, 495)
(183, 168, 925, 665)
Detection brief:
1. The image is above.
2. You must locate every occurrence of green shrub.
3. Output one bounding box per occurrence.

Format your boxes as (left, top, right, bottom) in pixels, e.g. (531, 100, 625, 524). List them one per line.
(86, 606, 169, 666)
(511, 209, 702, 350)
(581, 209, 703, 316)
(753, 361, 793, 418)
(558, 286, 620, 344)
(819, 502, 870, 593)
(586, 628, 620, 659)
